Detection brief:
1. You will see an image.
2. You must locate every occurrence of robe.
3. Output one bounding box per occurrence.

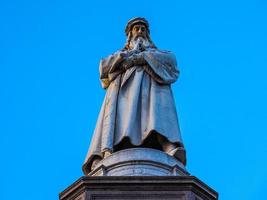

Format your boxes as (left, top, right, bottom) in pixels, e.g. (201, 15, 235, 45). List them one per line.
(83, 48, 184, 174)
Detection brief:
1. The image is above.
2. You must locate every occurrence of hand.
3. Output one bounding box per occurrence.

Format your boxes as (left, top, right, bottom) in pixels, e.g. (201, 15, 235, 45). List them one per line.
(121, 53, 146, 70)
(129, 53, 146, 66)
(127, 49, 141, 57)
(121, 58, 134, 70)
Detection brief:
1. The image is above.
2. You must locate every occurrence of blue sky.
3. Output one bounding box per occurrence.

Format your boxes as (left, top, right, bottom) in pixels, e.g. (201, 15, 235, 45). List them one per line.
(0, 0, 267, 199)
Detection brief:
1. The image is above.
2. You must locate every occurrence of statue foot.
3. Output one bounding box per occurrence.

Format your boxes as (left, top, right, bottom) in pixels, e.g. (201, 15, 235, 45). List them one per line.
(91, 157, 102, 171)
(90, 150, 112, 171)
(168, 147, 186, 166)
(103, 150, 112, 158)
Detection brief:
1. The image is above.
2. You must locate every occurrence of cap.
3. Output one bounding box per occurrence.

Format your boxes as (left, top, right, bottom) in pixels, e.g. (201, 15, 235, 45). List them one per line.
(125, 17, 150, 35)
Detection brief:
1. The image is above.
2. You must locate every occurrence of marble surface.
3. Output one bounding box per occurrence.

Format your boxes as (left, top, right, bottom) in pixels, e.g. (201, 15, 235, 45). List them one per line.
(89, 148, 188, 176)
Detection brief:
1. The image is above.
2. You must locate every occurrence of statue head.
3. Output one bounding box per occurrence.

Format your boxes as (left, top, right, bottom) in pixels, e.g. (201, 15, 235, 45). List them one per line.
(124, 17, 156, 50)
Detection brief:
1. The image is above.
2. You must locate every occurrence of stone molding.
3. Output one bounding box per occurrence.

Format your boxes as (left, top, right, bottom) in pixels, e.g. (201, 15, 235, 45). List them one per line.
(59, 176, 218, 200)
(89, 148, 188, 176)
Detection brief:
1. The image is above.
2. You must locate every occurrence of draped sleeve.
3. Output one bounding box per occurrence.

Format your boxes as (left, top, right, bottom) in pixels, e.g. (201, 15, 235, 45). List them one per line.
(99, 51, 124, 89)
(142, 49, 179, 84)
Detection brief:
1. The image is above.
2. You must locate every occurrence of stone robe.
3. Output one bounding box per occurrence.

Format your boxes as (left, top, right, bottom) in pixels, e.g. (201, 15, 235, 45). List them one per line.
(83, 48, 184, 174)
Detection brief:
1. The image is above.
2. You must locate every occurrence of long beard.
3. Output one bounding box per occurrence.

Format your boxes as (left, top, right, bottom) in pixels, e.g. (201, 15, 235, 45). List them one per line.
(129, 37, 151, 51)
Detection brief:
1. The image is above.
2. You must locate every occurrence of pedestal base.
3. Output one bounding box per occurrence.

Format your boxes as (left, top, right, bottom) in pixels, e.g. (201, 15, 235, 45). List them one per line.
(88, 148, 188, 176)
(59, 176, 218, 200)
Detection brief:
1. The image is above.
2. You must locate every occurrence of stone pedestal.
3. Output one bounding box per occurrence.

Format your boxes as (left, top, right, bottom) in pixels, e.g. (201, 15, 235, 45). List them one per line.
(60, 149, 218, 199)
(88, 148, 188, 176)
(59, 176, 218, 200)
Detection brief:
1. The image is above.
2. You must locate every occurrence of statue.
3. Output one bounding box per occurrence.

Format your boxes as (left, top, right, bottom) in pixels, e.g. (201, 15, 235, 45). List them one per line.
(83, 17, 186, 175)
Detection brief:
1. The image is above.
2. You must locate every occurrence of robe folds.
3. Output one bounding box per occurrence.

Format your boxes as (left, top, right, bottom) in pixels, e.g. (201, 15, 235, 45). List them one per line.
(83, 48, 184, 174)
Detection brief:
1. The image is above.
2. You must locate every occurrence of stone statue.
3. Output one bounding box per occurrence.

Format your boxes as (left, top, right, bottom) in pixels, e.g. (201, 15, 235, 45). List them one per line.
(82, 17, 186, 175)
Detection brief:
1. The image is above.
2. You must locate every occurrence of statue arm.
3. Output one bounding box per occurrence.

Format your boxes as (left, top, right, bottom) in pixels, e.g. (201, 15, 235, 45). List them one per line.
(142, 50, 179, 84)
(99, 51, 125, 89)
(120, 51, 147, 70)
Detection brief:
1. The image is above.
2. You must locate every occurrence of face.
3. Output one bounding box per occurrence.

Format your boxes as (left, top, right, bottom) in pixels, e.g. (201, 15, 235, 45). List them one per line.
(131, 24, 147, 40)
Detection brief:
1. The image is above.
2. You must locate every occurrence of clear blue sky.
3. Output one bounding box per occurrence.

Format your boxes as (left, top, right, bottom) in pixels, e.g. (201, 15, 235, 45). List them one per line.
(0, 0, 266, 199)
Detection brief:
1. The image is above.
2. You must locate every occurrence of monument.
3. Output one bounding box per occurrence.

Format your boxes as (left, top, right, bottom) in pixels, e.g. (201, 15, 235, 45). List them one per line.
(59, 17, 218, 200)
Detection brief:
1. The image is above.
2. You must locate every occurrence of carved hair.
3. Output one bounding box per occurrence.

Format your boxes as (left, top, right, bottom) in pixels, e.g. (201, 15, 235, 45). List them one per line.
(123, 29, 157, 50)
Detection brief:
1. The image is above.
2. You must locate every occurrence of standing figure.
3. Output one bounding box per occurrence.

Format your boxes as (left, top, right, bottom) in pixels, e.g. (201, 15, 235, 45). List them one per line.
(83, 17, 186, 175)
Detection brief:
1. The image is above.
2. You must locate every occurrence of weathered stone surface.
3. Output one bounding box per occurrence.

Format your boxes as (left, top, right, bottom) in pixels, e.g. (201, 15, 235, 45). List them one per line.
(83, 17, 187, 173)
(60, 18, 219, 200)
(88, 148, 188, 176)
(59, 176, 218, 200)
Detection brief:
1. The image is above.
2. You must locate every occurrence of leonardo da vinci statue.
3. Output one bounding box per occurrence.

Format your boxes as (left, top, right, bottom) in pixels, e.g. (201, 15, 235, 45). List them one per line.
(82, 17, 186, 175)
